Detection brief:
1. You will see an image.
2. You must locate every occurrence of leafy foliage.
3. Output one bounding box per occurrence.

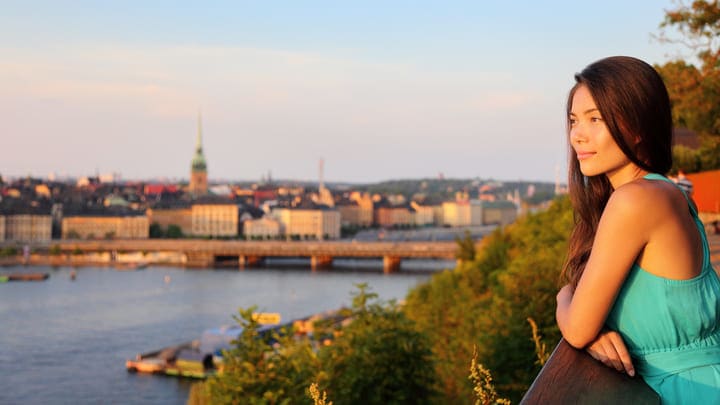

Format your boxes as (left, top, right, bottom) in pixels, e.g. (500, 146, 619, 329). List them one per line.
(455, 230, 477, 262)
(469, 346, 510, 405)
(319, 284, 437, 405)
(197, 285, 436, 405)
(656, 1, 720, 172)
(404, 197, 572, 403)
(204, 306, 321, 405)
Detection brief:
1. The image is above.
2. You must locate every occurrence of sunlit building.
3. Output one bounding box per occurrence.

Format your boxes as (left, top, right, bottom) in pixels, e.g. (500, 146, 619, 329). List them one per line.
(147, 205, 193, 236)
(481, 200, 518, 226)
(2, 209, 52, 242)
(62, 213, 149, 239)
(243, 216, 281, 239)
(191, 200, 238, 237)
(337, 194, 374, 228)
(374, 206, 413, 228)
(442, 200, 483, 227)
(410, 201, 435, 226)
(272, 207, 341, 240)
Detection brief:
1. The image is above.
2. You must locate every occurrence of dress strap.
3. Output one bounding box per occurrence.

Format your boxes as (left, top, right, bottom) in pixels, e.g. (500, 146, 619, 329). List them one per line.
(642, 173, 710, 271)
(642, 173, 697, 216)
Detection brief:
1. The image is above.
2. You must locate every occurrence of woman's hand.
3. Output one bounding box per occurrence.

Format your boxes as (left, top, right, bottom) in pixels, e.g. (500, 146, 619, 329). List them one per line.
(585, 329, 635, 377)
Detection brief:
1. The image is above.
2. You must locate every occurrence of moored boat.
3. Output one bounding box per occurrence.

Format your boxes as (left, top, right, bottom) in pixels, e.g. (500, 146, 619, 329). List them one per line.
(0, 272, 50, 282)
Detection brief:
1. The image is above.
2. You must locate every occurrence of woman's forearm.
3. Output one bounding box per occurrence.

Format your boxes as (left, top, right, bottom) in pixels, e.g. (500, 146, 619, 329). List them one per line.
(556, 284, 596, 348)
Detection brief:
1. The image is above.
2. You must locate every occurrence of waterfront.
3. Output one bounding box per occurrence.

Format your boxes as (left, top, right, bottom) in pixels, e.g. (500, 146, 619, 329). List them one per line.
(0, 261, 448, 404)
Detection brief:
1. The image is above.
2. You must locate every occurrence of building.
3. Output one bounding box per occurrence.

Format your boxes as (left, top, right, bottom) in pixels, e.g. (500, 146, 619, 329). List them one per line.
(410, 201, 435, 226)
(272, 207, 341, 240)
(191, 200, 238, 237)
(62, 213, 149, 239)
(5, 215, 52, 242)
(243, 216, 281, 239)
(442, 200, 483, 227)
(189, 113, 208, 196)
(481, 200, 518, 226)
(432, 205, 444, 226)
(374, 205, 413, 228)
(0, 204, 52, 242)
(147, 205, 193, 236)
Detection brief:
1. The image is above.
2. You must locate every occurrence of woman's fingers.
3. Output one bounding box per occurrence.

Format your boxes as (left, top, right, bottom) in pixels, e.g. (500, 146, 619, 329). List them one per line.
(606, 331, 635, 377)
(584, 330, 635, 377)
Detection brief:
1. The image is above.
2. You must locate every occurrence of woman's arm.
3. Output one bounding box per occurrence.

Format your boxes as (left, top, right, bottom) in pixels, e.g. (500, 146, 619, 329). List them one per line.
(556, 184, 652, 348)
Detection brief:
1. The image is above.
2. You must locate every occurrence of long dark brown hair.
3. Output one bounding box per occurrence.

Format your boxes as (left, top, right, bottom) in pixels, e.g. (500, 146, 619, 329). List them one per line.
(561, 56, 673, 288)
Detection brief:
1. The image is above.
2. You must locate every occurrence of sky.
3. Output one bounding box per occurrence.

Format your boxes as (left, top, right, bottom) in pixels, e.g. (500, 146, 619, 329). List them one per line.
(1, 0, 690, 184)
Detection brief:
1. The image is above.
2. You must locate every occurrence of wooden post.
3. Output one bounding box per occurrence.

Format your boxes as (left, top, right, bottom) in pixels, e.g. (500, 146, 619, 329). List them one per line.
(310, 255, 333, 271)
(239, 255, 262, 269)
(383, 256, 401, 274)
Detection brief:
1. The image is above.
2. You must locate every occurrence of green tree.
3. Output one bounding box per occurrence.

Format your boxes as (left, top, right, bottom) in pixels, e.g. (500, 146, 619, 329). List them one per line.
(167, 224, 184, 238)
(404, 197, 572, 403)
(656, 1, 720, 172)
(320, 284, 437, 405)
(149, 222, 164, 238)
(49, 244, 62, 256)
(203, 306, 321, 404)
(455, 230, 477, 262)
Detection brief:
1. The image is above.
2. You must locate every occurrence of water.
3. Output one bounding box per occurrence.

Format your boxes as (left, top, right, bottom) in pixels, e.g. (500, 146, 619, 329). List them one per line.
(0, 261, 446, 404)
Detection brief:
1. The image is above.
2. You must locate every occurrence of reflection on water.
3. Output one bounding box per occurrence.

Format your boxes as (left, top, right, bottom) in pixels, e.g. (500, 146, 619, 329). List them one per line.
(0, 263, 440, 404)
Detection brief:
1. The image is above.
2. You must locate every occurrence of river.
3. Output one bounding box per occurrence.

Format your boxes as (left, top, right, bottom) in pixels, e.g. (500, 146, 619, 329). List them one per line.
(0, 259, 449, 404)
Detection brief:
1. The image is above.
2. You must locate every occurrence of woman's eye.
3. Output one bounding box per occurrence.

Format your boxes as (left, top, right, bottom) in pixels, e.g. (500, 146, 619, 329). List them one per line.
(591, 117, 603, 122)
(569, 118, 577, 126)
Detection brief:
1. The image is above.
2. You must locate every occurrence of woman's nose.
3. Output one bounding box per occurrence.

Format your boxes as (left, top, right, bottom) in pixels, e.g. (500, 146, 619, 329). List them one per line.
(570, 126, 586, 144)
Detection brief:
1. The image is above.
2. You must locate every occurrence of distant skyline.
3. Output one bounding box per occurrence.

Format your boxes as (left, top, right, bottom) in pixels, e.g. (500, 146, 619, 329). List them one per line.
(2, 1, 688, 183)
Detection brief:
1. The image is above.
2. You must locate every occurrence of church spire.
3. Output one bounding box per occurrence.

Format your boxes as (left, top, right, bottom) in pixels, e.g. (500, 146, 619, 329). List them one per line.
(196, 110, 203, 153)
(190, 110, 208, 196)
(191, 111, 207, 172)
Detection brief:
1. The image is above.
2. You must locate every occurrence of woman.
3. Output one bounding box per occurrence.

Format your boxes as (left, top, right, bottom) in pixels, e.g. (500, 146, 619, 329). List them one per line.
(555, 56, 720, 403)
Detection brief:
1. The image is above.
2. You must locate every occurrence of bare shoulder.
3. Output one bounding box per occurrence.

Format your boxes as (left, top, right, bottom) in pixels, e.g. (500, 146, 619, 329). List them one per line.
(606, 178, 681, 224)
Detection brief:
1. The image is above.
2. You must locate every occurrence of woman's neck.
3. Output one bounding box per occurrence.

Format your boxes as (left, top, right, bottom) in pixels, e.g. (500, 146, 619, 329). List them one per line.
(606, 164, 648, 190)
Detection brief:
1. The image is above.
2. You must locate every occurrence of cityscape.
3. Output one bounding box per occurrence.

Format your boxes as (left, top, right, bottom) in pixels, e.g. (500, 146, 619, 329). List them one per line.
(0, 114, 560, 248)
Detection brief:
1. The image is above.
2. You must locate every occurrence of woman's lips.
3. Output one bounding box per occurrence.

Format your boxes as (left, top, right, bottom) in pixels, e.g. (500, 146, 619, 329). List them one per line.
(576, 151, 595, 160)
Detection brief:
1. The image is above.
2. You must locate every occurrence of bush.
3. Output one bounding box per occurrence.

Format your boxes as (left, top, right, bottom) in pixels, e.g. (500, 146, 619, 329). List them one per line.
(319, 284, 437, 405)
(49, 244, 62, 256)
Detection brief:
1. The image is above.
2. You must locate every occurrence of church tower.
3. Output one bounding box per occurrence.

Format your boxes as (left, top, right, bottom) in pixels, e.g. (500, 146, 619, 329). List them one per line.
(189, 112, 208, 196)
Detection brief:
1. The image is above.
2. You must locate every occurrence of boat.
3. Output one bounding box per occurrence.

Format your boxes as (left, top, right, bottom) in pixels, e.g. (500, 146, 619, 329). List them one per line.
(126, 341, 214, 379)
(113, 262, 149, 271)
(0, 272, 50, 282)
(125, 309, 352, 379)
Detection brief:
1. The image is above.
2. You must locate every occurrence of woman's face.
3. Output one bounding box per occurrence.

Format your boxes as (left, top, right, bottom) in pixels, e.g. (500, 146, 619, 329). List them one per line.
(569, 85, 636, 183)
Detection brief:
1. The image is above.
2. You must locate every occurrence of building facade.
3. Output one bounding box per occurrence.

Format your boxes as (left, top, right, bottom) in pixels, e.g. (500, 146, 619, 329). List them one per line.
(481, 201, 518, 226)
(147, 207, 193, 236)
(243, 217, 281, 239)
(62, 214, 149, 239)
(375, 206, 413, 228)
(442, 200, 483, 227)
(191, 203, 238, 237)
(410, 202, 435, 226)
(272, 208, 341, 240)
(4, 214, 52, 242)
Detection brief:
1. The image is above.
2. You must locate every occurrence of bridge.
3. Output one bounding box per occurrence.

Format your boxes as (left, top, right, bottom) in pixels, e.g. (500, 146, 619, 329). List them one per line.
(52, 239, 461, 273)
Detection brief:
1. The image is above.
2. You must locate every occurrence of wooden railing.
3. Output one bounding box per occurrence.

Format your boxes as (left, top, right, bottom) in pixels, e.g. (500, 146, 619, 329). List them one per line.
(520, 339, 659, 404)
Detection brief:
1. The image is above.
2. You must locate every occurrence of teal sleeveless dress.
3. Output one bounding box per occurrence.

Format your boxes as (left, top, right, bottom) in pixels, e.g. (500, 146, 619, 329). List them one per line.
(605, 173, 720, 403)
